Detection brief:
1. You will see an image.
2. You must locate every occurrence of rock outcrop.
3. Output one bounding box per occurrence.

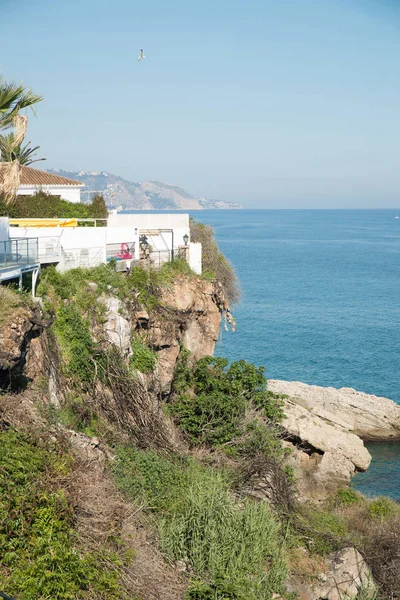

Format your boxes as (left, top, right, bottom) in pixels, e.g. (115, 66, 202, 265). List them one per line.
(280, 397, 372, 501)
(270, 380, 400, 441)
(311, 547, 375, 600)
(0, 305, 47, 389)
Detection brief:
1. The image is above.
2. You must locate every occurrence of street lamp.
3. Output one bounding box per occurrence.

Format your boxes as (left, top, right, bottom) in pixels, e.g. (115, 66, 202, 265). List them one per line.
(183, 233, 189, 246)
(139, 234, 149, 251)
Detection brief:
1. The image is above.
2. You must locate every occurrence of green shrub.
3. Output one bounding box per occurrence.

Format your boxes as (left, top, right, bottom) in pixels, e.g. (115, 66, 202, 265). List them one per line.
(0, 429, 127, 599)
(335, 487, 362, 507)
(238, 420, 286, 460)
(367, 497, 398, 520)
(112, 446, 287, 599)
(130, 336, 157, 374)
(169, 356, 284, 448)
(0, 190, 108, 220)
(190, 219, 240, 304)
(54, 304, 103, 386)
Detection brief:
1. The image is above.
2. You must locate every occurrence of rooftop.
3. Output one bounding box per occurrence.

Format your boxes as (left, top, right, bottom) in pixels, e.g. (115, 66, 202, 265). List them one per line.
(0, 165, 84, 187)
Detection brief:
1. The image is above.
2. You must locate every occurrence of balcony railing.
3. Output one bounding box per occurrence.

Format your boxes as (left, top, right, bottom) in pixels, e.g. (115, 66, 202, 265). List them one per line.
(59, 247, 105, 272)
(0, 238, 39, 271)
(147, 247, 187, 269)
(106, 242, 135, 262)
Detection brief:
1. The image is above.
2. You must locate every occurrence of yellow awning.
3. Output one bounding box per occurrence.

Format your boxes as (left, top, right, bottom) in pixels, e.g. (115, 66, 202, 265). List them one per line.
(9, 218, 78, 228)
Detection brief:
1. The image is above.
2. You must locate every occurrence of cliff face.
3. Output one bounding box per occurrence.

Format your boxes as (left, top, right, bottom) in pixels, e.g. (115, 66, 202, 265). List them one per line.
(101, 276, 223, 396)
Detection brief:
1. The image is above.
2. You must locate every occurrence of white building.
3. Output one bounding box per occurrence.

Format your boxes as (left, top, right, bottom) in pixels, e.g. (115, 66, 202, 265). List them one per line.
(0, 165, 84, 203)
(10, 213, 202, 276)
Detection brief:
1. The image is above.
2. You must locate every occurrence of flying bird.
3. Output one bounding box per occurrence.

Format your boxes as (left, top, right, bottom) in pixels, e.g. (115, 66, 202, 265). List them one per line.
(138, 49, 146, 61)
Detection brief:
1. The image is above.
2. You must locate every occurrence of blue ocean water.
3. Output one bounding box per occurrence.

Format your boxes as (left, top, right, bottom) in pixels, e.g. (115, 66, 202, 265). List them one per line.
(188, 209, 400, 498)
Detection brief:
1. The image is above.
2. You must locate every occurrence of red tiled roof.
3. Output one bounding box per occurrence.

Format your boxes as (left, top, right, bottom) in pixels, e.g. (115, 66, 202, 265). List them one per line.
(0, 165, 83, 186)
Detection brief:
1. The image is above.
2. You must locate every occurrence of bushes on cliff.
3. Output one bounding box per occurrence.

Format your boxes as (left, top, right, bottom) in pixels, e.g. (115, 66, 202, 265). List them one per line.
(190, 219, 240, 304)
(169, 355, 284, 448)
(0, 190, 108, 220)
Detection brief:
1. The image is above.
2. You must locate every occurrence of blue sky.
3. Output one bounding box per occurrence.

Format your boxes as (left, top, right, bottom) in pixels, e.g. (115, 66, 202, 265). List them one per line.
(2, 0, 400, 207)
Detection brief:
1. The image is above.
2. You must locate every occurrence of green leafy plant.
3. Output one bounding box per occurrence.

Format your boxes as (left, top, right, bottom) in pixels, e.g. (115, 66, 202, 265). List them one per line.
(367, 497, 398, 520)
(130, 336, 157, 374)
(0, 429, 128, 599)
(169, 356, 284, 447)
(334, 487, 361, 507)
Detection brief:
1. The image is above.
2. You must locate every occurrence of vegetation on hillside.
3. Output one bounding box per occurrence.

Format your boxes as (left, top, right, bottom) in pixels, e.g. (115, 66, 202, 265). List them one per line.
(1, 257, 398, 599)
(190, 219, 240, 304)
(112, 448, 288, 600)
(0, 429, 133, 599)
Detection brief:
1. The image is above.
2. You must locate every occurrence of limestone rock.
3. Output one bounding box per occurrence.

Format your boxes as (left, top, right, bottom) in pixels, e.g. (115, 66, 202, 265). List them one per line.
(161, 277, 221, 360)
(283, 400, 371, 472)
(311, 547, 375, 600)
(101, 296, 132, 355)
(280, 398, 371, 501)
(69, 431, 106, 471)
(269, 379, 400, 441)
(286, 445, 356, 502)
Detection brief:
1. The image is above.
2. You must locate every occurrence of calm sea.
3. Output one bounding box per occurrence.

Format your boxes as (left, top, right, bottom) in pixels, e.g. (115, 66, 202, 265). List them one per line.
(188, 209, 400, 499)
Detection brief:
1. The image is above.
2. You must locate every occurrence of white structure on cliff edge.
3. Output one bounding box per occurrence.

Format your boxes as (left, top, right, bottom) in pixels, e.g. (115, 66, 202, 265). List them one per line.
(9, 212, 202, 281)
(0, 165, 84, 203)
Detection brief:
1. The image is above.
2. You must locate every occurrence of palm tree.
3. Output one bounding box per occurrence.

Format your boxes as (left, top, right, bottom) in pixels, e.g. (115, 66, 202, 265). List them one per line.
(0, 76, 42, 130)
(0, 76, 43, 203)
(0, 133, 46, 166)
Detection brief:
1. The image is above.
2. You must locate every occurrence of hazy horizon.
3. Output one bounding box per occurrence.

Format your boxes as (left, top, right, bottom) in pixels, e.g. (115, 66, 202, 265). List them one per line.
(2, 0, 400, 208)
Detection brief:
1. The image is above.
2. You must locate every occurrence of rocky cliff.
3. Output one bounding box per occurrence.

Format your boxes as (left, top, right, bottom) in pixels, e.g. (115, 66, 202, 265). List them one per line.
(0, 272, 396, 600)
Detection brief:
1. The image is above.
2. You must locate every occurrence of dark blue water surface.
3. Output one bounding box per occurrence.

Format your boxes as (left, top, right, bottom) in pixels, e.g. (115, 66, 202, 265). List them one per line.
(188, 210, 400, 498)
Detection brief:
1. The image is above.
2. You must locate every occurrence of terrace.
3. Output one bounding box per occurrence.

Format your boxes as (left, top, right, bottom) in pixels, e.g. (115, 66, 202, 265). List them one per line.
(0, 236, 40, 294)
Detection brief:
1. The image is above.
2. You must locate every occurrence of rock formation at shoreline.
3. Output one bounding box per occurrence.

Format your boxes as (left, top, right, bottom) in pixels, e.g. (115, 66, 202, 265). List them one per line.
(269, 380, 400, 441)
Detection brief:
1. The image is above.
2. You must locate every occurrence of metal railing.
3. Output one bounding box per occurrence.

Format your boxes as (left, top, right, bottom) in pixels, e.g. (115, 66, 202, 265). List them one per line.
(0, 238, 38, 270)
(38, 237, 62, 263)
(59, 247, 104, 272)
(106, 242, 135, 262)
(147, 247, 187, 269)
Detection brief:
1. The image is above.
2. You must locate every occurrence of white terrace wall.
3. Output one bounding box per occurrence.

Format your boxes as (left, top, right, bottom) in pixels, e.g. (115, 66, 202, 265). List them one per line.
(189, 242, 202, 275)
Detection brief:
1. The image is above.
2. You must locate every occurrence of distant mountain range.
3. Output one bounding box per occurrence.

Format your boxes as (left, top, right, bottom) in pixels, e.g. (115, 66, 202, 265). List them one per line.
(47, 170, 243, 211)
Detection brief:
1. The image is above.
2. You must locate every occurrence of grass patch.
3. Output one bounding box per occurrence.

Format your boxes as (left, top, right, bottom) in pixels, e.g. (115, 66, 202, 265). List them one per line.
(111, 445, 288, 599)
(0, 285, 29, 324)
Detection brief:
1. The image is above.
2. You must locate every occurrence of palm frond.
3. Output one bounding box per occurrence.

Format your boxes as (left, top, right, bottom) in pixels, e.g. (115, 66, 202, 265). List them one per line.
(0, 75, 43, 129)
(0, 133, 46, 166)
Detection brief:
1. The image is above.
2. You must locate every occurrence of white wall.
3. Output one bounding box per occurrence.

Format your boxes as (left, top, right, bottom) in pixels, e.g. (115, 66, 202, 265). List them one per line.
(108, 213, 190, 248)
(189, 242, 202, 275)
(108, 213, 189, 230)
(18, 185, 82, 203)
(11, 226, 106, 268)
(0, 217, 10, 242)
